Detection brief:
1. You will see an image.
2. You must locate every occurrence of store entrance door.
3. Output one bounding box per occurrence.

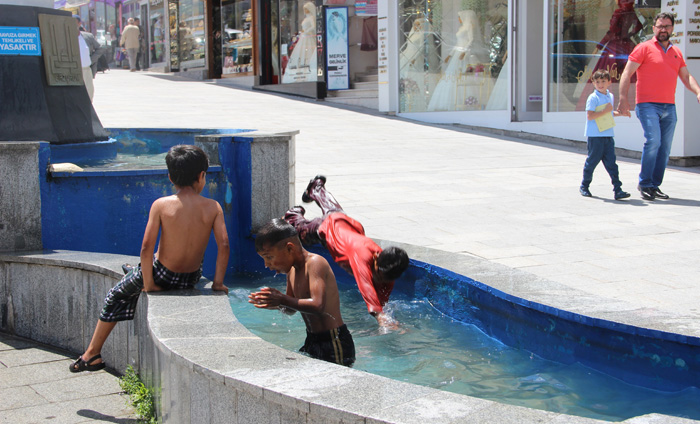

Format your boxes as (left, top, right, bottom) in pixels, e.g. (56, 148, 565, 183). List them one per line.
(511, 0, 543, 122)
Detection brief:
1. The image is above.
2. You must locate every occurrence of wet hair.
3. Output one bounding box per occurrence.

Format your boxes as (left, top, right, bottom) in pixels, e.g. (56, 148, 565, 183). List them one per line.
(255, 218, 298, 252)
(376, 246, 409, 280)
(592, 69, 611, 81)
(165, 145, 209, 187)
(655, 12, 674, 26)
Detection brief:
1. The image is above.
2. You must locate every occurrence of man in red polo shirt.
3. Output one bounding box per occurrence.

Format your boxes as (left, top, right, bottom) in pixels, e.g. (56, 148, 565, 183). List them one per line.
(618, 12, 700, 200)
(283, 175, 409, 329)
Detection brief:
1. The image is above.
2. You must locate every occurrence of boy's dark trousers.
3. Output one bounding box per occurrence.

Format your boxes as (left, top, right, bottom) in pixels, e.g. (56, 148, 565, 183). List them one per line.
(581, 136, 622, 191)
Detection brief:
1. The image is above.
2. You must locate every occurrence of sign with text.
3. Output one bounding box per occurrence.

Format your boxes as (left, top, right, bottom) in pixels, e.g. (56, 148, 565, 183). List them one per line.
(325, 7, 349, 90)
(0, 27, 41, 56)
(355, 0, 378, 16)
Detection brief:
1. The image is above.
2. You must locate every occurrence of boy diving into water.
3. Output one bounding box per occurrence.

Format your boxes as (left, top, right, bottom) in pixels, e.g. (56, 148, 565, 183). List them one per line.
(283, 175, 409, 329)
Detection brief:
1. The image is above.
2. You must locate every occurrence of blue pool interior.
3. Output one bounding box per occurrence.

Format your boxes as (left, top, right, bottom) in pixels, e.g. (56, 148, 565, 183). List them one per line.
(43, 128, 260, 273)
(42, 128, 700, 421)
(49, 128, 251, 168)
(228, 255, 700, 421)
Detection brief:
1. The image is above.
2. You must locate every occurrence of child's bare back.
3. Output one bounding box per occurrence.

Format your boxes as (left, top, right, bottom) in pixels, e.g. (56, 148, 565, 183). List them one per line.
(155, 191, 224, 273)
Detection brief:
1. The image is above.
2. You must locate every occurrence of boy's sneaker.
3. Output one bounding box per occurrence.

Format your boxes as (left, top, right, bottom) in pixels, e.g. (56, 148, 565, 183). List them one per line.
(614, 190, 630, 200)
(579, 186, 592, 197)
(301, 175, 326, 203)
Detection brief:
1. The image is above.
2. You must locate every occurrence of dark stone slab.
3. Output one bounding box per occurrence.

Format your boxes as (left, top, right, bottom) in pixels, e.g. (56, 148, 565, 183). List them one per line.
(0, 5, 107, 144)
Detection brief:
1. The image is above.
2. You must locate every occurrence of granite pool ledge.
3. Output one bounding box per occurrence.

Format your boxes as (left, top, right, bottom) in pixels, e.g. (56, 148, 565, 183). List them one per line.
(1, 249, 697, 424)
(383, 240, 700, 340)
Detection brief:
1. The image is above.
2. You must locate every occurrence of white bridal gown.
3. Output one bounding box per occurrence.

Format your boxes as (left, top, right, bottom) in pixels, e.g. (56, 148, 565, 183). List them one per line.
(282, 13, 317, 84)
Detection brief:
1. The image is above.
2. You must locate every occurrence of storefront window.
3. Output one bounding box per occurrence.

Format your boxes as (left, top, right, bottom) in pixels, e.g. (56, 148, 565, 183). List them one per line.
(548, 0, 658, 112)
(178, 0, 206, 68)
(279, 0, 319, 83)
(222, 0, 254, 75)
(96, 2, 106, 32)
(398, 0, 508, 113)
(150, 0, 167, 64)
(270, 1, 281, 82)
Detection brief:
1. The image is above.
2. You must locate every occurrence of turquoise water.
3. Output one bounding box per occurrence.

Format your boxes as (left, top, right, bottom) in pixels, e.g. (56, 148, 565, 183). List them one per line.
(227, 274, 700, 422)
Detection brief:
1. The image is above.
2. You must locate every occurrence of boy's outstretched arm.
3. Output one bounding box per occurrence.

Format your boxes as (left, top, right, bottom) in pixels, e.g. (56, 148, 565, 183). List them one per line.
(140, 200, 163, 292)
(211, 202, 230, 293)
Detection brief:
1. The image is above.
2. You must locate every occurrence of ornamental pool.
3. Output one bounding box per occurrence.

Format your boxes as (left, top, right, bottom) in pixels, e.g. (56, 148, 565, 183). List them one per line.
(227, 272, 700, 422)
(39, 128, 700, 422)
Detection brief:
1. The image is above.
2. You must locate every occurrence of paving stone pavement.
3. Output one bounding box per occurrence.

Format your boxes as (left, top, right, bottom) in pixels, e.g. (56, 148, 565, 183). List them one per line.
(0, 332, 137, 423)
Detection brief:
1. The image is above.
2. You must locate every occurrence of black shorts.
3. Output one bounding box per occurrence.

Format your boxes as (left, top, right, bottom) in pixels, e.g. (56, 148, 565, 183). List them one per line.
(299, 324, 355, 367)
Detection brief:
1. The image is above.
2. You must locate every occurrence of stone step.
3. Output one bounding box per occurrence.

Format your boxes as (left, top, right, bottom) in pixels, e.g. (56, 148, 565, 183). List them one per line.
(327, 88, 378, 98)
(324, 96, 378, 110)
(356, 73, 378, 83)
(352, 81, 377, 90)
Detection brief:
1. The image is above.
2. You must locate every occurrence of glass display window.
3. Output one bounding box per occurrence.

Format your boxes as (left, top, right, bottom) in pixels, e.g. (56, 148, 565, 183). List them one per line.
(548, 0, 658, 112)
(150, 0, 167, 64)
(279, 0, 320, 84)
(221, 0, 254, 75)
(178, 0, 206, 69)
(270, 0, 281, 82)
(398, 0, 508, 113)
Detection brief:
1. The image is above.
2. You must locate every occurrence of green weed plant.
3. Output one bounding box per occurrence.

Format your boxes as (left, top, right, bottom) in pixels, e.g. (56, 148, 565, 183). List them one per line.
(119, 365, 157, 424)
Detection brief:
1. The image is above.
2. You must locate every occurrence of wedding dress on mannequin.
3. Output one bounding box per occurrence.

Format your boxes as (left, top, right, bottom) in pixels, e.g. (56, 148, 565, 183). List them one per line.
(400, 18, 436, 112)
(427, 10, 486, 111)
(282, 2, 318, 84)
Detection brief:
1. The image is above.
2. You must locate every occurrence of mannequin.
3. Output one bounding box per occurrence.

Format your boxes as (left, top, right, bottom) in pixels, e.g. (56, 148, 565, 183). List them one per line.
(400, 18, 431, 72)
(399, 18, 434, 112)
(427, 10, 486, 111)
(282, 2, 318, 84)
(575, 0, 642, 109)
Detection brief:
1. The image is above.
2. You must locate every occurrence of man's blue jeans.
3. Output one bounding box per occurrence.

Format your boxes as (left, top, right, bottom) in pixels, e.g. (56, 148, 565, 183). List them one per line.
(636, 102, 677, 188)
(581, 137, 621, 191)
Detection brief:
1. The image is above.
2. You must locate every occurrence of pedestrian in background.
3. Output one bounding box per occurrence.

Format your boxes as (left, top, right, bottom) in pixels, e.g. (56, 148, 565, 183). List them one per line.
(618, 12, 700, 200)
(120, 18, 141, 72)
(134, 17, 145, 71)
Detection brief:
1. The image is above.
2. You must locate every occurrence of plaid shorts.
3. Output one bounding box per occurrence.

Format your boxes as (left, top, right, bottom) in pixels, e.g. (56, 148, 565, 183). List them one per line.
(99, 259, 202, 322)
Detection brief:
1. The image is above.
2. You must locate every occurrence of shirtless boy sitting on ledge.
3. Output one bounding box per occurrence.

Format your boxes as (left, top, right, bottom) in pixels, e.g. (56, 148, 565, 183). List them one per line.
(70, 145, 230, 372)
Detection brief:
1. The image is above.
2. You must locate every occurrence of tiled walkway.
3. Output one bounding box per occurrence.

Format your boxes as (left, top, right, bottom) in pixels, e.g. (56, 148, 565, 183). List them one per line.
(0, 332, 136, 423)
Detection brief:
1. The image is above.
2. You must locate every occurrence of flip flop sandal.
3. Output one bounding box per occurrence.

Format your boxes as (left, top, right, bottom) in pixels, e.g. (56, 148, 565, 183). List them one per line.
(69, 354, 106, 373)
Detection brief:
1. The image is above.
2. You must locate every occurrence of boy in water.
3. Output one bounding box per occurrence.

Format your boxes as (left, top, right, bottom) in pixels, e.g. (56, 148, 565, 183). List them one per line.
(283, 175, 409, 329)
(580, 69, 631, 200)
(249, 219, 355, 367)
(70, 145, 230, 372)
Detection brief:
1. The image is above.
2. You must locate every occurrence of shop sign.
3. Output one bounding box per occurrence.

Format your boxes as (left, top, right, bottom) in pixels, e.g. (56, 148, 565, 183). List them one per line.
(636, 0, 661, 8)
(325, 7, 349, 90)
(355, 0, 377, 16)
(0, 27, 41, 56)
(377, 15, 388, 84)
(149, 0, 164, 6)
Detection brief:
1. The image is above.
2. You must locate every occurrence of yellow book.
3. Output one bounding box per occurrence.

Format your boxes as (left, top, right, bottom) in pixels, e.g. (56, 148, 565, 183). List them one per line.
(594, 104, 615, 132)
